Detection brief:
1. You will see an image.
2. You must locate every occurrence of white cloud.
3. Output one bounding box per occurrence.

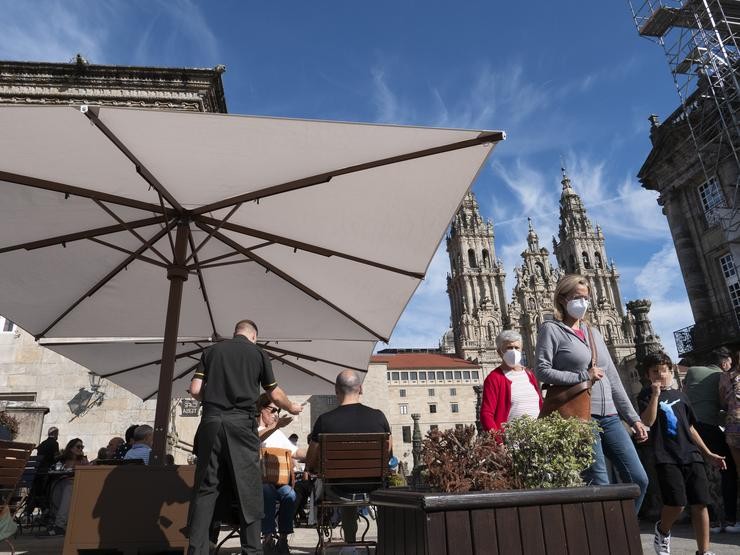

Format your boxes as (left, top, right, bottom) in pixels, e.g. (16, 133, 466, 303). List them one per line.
(633, 243, 693, 361)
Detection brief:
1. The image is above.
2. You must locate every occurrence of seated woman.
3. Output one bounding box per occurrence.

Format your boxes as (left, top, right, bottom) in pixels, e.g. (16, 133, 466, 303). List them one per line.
(48, 438, 89, 536)
(480, 329, 542, 435)
(257, 393, 306, 554)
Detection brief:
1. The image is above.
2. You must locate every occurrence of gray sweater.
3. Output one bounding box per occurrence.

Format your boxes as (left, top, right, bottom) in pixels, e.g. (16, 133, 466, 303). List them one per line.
(535, 320, 640, 425)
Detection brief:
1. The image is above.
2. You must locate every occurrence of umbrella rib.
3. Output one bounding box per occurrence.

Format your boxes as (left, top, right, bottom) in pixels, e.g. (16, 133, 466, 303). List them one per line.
(0, 215, 165, 255)
(35, 221, 175, 339)
(185, 202, 242, 264)
(198, 223, 389, 342)
(191, 131, 503, 216)
(0, 170, 167, 214)
(143, 360, 202, 402)
(94, 200, 171, 265)
(185, 241, 272, 270)
(157, 192, 177, 257)
(187, 233, 218, 338)
(195, 215, 424, 279)
(87, 237, 169, 268)
(269, 354, 335, 386)
(261, 343, 368, 373)
(84, 107, 184, 213)
(99, 345, 206, 379)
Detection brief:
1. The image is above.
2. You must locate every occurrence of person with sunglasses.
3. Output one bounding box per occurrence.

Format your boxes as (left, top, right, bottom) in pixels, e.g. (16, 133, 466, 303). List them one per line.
(257, 393, 307, 553)
(48, 438, 89, 536)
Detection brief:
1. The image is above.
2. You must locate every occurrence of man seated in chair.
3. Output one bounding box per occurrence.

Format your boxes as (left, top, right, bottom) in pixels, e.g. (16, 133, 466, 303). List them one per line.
(306, 370, 392, 544)
(257, 393, 306, 554)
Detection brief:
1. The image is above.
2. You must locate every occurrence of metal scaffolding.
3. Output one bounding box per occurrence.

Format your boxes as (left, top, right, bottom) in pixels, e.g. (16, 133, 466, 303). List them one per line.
(629, 0, 740, 232)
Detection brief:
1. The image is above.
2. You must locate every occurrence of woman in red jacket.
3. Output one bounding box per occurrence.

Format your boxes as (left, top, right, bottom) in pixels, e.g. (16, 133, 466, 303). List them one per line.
(480, 330, 543, 434)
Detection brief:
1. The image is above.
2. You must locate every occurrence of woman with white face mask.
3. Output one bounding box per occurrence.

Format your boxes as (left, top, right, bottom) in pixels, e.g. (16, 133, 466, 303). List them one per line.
(535, 274, 649, 512)
(480, 329, 542, 435)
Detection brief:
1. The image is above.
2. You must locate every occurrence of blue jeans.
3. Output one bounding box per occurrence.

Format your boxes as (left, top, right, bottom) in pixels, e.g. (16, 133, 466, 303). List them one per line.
(583, 414, 649, 512)
(262, 483, 296, 534)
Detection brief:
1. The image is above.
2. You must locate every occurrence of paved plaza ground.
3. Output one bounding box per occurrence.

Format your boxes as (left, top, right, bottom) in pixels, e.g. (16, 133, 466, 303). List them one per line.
(4, 519, 740, 554)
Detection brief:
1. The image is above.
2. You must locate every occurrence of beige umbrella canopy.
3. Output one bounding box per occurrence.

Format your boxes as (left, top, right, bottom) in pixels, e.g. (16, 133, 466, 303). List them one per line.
(0, 105, 503, 463)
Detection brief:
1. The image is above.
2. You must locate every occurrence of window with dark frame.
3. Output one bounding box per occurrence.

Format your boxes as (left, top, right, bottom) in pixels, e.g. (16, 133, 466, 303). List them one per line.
(451, 403, 459, 413)
(402, 426, 411, 443)
(450, 388, 457, 396)
(429, 404, 437, 414)
(399, 389, 406, 398)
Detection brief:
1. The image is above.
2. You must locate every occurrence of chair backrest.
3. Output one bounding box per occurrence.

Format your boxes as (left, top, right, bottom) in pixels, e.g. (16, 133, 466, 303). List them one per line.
(0, 439, 35, 505)
(318, 433, 390, 484)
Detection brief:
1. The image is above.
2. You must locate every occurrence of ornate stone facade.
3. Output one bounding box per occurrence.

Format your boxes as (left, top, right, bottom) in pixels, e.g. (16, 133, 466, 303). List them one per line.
(445, 192, 508, 371)
(507, 218, 561, 367)
(0, 55, 227, 113)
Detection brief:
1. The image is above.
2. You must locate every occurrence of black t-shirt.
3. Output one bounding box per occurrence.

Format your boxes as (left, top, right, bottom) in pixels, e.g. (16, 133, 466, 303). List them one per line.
(310, 403, 390, 442)
(36, 437, 59, 470)
(637, 387, 702, 465)
(195, 335, 276, 413)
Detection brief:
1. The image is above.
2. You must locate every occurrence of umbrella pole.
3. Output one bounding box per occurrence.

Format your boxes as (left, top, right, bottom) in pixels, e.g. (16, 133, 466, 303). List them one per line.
(151, 221, 190, 466)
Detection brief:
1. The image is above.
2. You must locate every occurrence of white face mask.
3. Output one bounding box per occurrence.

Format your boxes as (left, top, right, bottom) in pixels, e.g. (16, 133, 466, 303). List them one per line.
(566, 298, 589, 319)
(502, 349, 522, 368)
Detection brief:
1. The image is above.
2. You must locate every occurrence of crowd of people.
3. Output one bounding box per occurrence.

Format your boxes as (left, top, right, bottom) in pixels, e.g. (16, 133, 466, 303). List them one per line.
(479, 273, 740, 555)
(21, 273, 740, 554)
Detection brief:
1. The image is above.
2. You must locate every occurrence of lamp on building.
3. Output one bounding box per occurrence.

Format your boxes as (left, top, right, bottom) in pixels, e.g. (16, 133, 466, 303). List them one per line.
(67, 373, 105, 418)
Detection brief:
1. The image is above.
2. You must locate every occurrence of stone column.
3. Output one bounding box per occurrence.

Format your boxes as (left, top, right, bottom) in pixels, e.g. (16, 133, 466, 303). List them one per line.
(411, 413, 422, 470)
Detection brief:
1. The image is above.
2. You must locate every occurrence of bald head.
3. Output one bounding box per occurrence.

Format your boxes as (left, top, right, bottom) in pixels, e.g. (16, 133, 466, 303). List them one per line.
(335, 370, 363, 404)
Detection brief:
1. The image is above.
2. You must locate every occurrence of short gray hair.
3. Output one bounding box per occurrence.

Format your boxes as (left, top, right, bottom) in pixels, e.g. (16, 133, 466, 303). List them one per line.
(495, 329, 522, 351)
(133, 425, 153, 442)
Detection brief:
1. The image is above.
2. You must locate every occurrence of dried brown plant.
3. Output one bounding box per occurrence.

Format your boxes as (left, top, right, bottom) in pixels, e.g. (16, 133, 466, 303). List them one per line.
(421, 425, 521, 493)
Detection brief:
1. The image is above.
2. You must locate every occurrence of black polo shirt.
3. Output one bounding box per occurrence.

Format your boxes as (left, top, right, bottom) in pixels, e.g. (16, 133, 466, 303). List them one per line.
(195, 335, 276, 414)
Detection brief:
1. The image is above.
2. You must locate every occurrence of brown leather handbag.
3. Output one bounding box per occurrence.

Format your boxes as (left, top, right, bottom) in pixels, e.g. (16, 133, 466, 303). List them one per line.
(539, 325, 597, 421)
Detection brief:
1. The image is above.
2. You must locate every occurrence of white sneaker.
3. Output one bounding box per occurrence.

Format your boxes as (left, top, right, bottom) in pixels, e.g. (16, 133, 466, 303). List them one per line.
(654, 521, 671, 555)
(709, 522, 722, 534)
(724, 521, 740, 533)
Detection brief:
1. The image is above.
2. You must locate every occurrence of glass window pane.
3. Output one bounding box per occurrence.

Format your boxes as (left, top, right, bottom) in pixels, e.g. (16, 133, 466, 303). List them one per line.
(400, 371, 409, 381)
(445, 371, 453, 380)
(410, 371, 418, 381)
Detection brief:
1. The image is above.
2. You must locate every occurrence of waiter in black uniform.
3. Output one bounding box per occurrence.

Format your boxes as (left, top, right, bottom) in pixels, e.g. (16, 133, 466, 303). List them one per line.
(187, 319, 302, 554)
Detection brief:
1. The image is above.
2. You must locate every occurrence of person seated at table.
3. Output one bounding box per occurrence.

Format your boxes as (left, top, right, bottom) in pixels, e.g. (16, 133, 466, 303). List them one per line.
(48, 438, 89, 536)
(257, 393, 306, 554)
(124, 425, 153, 465)
(113, 424, 138, 460)
(105, 436, 124, 459)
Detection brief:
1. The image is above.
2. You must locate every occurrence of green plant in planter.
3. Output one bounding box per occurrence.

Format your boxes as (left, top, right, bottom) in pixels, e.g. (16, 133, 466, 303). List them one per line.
(504, 414, 599, 489)
(421, 425, 522, 493)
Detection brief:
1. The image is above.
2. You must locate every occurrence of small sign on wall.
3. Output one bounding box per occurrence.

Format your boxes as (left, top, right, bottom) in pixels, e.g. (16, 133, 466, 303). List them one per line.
(180, 399, 201, 417)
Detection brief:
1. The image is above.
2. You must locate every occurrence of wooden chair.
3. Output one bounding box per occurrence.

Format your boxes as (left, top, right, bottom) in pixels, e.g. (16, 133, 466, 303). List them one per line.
(315, 433, 389, 554)
(0, 440, 35, 554)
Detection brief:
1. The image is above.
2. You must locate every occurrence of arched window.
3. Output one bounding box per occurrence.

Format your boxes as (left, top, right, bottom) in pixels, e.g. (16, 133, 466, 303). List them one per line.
(482, 249, 490, 268)
(461, 212, 468, 228)
(594, 252, 603, 269)
(582, 251, 591, 269)
(569, 255, 576, 270)
(535, 262, 545, 279)
(468, 249, 477, 268)
(528, 298, 536, 310)
(607, 322, 614, 340)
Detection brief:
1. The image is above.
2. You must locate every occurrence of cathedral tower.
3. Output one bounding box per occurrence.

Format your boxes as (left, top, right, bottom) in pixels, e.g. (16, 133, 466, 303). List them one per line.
(552, 169, 637, 391)
(508, 218, 561, 366)
(446, 192, 508, 369)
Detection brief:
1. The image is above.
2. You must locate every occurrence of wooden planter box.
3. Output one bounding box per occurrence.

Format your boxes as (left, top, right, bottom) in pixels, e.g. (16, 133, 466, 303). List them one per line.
(370, 484, 641, 555)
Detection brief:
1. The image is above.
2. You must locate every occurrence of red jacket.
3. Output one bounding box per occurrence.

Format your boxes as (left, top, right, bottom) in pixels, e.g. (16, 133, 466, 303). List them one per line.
(480, 366, 543, 432)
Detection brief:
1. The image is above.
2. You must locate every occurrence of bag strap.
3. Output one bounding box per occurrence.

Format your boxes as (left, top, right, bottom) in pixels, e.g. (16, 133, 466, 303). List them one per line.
(585, 323, 597, 370)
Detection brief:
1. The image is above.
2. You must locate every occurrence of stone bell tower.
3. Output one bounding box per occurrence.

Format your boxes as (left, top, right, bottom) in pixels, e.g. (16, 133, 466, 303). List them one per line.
(552, 169, 637, 392)
(508, 218, 561, 366)
(445, 192, 508, 371)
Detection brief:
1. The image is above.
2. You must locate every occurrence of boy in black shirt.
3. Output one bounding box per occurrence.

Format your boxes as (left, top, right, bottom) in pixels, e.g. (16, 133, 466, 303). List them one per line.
(638, 352, 726, 555)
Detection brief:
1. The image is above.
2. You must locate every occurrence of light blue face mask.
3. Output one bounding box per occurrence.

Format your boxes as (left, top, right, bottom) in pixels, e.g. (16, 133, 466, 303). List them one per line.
(566, 298, 589, 319)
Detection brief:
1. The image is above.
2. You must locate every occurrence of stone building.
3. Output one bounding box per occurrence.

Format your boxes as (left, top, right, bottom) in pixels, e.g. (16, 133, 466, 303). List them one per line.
(639, 110, 740, 360)
(444, 192, 508, 371)
(370, 350, 482, 471)
(507, 218, 561, 367)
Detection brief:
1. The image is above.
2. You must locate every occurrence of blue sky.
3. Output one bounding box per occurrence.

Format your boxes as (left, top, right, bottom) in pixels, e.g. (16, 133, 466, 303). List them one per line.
(0, 1, 692, 359)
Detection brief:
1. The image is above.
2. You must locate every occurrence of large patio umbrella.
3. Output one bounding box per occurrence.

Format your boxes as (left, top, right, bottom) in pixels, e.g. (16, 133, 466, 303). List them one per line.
(0, 105, 503, 463)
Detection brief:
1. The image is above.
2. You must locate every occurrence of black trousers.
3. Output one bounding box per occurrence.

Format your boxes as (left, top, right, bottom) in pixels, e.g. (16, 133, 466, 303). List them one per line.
(188, 413, 262, 554)
(696, 421, 738, 522)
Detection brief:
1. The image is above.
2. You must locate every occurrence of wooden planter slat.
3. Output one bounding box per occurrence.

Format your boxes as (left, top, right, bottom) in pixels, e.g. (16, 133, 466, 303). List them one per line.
(371, 484, 641, 555)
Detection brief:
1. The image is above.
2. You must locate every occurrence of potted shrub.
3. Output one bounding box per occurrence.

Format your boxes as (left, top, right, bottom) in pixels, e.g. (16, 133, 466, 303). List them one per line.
(371, 415, 643, 555)
(0, 411, 19, 441)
